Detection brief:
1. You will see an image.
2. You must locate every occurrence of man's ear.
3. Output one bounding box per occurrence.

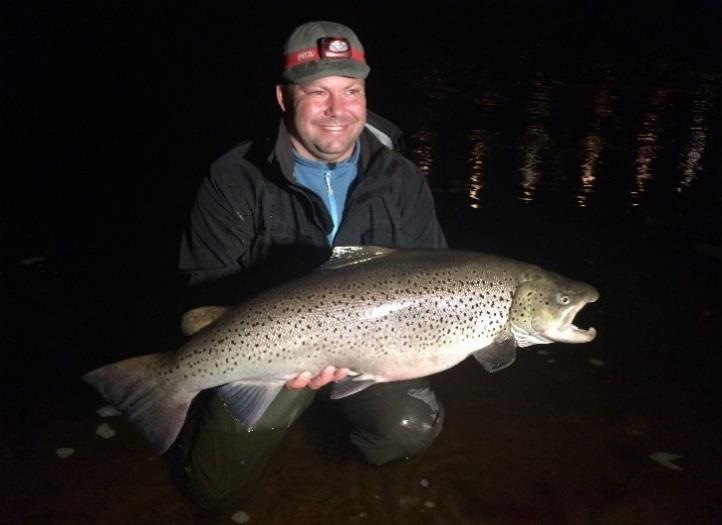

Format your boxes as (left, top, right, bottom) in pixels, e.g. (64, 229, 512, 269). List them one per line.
(276, 84, 288, 112)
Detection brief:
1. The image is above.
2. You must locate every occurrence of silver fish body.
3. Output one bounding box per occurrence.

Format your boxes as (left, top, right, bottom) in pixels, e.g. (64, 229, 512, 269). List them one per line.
(83, 247, 599, 453)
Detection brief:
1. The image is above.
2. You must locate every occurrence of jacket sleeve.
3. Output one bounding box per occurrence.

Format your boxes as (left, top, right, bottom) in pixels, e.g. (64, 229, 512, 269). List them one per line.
(178, 161, 267, 290)
(400, 165, 448, 249)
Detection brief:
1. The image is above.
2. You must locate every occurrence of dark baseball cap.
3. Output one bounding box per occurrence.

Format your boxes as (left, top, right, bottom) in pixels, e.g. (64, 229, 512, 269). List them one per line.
(282, 21, 370, 85)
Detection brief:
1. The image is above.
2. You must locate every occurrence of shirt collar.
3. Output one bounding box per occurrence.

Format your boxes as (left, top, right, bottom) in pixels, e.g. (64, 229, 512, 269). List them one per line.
(292, 141, 361, 169)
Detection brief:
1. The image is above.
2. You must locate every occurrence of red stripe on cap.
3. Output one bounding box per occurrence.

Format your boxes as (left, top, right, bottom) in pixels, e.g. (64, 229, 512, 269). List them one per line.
(284, 47, 366, 69)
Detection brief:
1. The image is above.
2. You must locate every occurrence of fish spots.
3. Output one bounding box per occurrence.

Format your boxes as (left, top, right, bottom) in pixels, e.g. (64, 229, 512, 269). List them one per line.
(166, 252, 547, 387)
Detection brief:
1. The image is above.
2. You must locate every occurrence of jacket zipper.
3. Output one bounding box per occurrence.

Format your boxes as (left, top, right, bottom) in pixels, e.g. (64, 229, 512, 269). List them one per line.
(324, 168, 339, 241)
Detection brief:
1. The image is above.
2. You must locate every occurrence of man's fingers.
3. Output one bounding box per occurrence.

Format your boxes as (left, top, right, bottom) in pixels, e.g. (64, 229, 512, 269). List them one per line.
(285, 366, 350, 390)
(285, 371, 312, 390)
(333, 367, 350, 381)
(308, 366, 335, 390)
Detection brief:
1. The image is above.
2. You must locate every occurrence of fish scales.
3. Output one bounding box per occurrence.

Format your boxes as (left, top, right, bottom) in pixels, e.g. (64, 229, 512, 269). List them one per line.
(83, 246, 598, 453)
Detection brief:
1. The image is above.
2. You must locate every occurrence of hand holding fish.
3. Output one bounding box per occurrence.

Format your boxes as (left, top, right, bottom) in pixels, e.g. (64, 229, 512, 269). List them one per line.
(285, 366, 351, 390)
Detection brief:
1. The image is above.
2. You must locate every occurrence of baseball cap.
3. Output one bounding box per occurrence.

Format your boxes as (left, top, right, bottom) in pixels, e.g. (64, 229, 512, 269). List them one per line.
(282, 21, 370, 84)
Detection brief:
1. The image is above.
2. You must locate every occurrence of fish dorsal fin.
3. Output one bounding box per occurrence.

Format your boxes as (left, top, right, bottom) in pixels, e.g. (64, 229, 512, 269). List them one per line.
(473, 332, 517, 372)
(180, 306, 230, 336)
(319, 245, 397, 271)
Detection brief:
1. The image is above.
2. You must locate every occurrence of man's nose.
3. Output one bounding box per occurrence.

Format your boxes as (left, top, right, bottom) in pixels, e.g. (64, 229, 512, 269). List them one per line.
(324, 93, 344, 116)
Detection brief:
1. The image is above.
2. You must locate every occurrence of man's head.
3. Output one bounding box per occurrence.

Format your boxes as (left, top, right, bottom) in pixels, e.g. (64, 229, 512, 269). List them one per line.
(276, 21, 369, 163)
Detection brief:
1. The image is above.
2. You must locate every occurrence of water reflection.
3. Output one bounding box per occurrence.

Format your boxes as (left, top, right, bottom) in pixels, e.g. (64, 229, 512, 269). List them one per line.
(406, 63, 720, 213)
(578, 134, 601, 208)
(631, 88, 671, 207)
(410, 127, 435, 178)
(577, 86, 615, 207)
(467, 129, 487, 209)
(519, 77, 553, 203)
(677, 82, 714, 193)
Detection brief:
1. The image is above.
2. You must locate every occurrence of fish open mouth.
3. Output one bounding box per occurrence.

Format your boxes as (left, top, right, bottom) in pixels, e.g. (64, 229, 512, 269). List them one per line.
(552, 295, 598, 343)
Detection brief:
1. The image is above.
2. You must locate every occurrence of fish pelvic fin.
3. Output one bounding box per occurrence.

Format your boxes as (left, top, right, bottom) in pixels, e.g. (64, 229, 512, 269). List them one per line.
(217, 381, 286, 430)
(180, 306, 230, 336)
(329, 374, 379, 399)
(473, 333, 517, 373)
(81, 353, 194, 454)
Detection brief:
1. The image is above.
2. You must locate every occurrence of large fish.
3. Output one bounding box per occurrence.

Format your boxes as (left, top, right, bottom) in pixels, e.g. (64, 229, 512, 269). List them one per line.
(83, 246, 599, 453)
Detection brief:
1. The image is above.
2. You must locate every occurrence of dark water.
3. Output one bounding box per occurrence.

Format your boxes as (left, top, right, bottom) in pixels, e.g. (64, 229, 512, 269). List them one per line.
(3, 3, 722, 523)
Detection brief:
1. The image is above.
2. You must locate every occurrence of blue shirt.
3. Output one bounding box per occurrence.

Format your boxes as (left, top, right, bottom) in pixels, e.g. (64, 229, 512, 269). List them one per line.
(293, 143, 360, 244)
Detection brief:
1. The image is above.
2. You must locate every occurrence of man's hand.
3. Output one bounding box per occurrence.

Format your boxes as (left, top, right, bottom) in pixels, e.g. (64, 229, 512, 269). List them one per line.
(285, 366, 350, 390)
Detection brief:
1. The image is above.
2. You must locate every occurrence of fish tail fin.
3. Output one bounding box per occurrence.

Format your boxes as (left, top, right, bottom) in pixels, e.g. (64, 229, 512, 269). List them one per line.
(82, 353, 194, 454)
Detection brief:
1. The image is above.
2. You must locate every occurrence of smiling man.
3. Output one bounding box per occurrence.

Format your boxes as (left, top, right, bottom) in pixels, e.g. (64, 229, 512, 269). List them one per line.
(278, 75, 367, 162)
(176, 21, 447, 516)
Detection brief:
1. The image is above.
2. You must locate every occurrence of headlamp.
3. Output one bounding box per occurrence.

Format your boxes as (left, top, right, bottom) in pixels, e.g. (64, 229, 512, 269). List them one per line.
(318, 37, 351, 59)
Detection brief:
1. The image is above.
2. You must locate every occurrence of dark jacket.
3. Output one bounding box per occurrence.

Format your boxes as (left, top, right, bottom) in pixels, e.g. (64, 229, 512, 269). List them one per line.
(179, 114, 447, 305)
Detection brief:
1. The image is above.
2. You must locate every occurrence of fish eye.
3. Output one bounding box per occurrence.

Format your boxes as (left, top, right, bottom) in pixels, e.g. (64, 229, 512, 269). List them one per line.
(557, 293, 570, 305)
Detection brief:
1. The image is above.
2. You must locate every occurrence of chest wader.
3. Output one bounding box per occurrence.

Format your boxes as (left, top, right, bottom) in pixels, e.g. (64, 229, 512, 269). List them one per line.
(167, 378, 444, 518)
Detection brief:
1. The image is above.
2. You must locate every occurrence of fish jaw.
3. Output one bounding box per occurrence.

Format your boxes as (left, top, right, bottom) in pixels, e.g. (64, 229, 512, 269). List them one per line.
(542, 320, 597, 344)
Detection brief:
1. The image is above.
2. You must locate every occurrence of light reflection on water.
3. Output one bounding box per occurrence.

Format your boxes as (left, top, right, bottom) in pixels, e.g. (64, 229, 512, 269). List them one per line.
(677, 83, 714, 193)
(466, 128, 487, 208)
(577, 86, 616, 207)
(631, 87, 671, 207)
(409, 127, 435, 178)
(405, 65, 720, 213)
(519, 77, 553, 203)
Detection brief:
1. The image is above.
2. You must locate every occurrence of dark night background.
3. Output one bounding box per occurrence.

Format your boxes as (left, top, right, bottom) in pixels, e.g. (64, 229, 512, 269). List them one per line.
(2, 1, 722, 523)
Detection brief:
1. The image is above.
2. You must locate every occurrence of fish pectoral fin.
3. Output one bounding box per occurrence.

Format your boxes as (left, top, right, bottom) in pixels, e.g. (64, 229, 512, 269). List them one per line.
(180, 306, 230, 336)
(473, 334, 517, 373)
(217, 381, 285, 430)
(329, 375, 379, 399)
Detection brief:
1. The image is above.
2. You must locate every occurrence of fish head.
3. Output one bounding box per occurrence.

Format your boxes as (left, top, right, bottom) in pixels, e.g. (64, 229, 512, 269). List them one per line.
(509, 268, 599, 347)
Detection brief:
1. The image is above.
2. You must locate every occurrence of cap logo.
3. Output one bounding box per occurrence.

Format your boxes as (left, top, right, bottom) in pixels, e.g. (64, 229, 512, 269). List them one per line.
(320, 37, 350, 58)
(284, 36, 366, 69)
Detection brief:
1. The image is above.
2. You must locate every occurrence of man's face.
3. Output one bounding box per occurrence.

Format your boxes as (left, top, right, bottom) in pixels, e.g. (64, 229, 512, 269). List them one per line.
(277, 76, 367, 163)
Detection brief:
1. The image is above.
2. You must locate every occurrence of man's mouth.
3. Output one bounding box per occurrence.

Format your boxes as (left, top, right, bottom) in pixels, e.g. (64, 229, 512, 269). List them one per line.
(315, 119, 354, 130)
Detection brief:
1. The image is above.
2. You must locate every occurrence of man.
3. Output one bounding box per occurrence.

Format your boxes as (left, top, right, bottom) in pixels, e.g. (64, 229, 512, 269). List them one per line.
(175, 21, 447, 514)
